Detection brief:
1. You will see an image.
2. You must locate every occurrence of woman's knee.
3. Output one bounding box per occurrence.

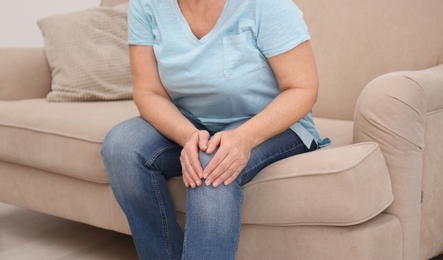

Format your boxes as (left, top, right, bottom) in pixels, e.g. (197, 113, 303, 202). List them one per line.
(103, 118, 134, 154)
(198, 149, 214, 170)
(102, 117, 153, 161)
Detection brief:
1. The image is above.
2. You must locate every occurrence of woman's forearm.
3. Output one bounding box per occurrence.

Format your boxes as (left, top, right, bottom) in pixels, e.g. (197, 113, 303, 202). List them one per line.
(134, 90, 198, 147)
(235, 87, 317, 149)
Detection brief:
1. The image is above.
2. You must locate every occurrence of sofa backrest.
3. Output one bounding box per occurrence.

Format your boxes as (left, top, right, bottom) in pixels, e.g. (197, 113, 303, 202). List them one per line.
(296, 0, 443, 120)
(102, 0, 443, 120)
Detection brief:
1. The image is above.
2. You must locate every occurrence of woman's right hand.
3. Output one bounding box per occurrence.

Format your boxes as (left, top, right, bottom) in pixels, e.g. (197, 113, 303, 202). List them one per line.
(180, 130, 210, 188)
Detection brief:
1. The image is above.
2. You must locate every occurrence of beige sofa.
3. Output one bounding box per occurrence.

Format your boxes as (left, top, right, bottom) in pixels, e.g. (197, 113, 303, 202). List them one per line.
(1, 0, 442, 259)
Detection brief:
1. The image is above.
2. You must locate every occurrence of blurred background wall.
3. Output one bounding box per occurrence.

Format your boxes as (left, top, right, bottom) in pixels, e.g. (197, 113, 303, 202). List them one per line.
(0, 0, 101, 47)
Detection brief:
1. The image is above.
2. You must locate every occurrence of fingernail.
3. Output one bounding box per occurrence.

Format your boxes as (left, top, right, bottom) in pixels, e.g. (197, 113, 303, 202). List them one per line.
(205, 180, 211, 186)
(212, 182, 219, 188)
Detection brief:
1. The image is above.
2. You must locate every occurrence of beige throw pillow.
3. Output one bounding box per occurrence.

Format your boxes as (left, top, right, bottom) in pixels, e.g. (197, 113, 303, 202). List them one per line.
(113, 3, 129, 12)
(38, 7, 132, 102)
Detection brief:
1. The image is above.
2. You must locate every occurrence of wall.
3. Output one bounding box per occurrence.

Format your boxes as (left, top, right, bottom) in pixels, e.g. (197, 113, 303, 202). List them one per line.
(0, 0, 101, 47)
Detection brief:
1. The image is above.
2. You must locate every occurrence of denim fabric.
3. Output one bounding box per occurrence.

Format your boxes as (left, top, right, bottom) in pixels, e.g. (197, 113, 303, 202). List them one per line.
(102, 117, 316, 260)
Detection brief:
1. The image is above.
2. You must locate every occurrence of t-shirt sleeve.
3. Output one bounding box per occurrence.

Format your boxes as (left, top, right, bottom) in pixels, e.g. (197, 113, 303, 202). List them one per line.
(256, 0, 311, 58)
(128, 0, 154, 45)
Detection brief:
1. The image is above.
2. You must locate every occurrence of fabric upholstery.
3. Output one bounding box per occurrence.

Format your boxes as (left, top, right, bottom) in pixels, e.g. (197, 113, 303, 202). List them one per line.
(0, 96, 389, 228)
(113, 3, 129, 11)
(421, 108, 443, 259)
(101, 0, 128, 7)
(401, 65, 443, 260)
(313, 118, 353, 148)
(0, 161, 129, 233)
(354, 65, 443, 260)
(297, 0, 443, 120)
(0, 100, 138, 183)
(0, 48, 51, 100)
(241, 143, 392, 226)
(417, 66, 443, 259)
(237, 214, 402, 260)
(37, 7, 132, 102)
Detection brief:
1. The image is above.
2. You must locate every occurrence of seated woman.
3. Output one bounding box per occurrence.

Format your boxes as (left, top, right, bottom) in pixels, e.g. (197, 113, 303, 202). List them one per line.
(102, 0, 328, 259)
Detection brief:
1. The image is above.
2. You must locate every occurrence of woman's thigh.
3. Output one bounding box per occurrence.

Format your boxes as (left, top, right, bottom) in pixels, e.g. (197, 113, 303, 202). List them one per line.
(102, 116, 183, 178)
(237, 129, 316, 186)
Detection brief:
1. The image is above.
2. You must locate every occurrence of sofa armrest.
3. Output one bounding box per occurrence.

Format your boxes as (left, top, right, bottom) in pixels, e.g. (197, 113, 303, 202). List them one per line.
(353, 64, 443, 260)
(0, 48, 51, 100)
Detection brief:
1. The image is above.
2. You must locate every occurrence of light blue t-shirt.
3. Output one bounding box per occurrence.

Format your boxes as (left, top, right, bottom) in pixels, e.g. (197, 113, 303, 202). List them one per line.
(128, 0, 329, 148)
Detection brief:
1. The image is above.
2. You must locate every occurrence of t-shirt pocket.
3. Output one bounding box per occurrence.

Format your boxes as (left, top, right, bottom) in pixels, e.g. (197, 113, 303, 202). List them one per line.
(223, 31, 265, 79)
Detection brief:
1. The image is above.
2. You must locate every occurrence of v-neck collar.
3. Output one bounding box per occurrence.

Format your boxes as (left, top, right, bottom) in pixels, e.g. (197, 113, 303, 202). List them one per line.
(174, 0, 230, 44)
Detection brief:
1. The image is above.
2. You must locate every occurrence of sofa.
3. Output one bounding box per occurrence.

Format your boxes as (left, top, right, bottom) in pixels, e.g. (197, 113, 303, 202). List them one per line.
(1, 0, 442, 259)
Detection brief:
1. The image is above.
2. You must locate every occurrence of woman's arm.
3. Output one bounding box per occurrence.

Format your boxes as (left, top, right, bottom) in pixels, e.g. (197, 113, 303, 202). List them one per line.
(130, 45, 208, 188)
(237, 40, 319, 146)
(203, 41, 319, 187)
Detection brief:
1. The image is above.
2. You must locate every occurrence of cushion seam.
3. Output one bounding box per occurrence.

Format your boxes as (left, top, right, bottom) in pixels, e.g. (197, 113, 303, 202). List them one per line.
(0, 122, 104, 144)
(243, 142, 380, 188)
(0, 159, 109, 184)
(242, 194, 394, 227)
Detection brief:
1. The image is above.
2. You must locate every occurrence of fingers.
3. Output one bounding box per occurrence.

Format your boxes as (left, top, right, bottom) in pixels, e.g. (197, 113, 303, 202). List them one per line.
(182, 130, 251, 188)
(202, 131, 251, 187)
(180, 150, 202, 188)
(215, 164, 245, 186)
(198, 131, 210, 152)
(203, 149, 229, 186)
(206, 133, 221, 154)
(202, 132, 223, 177)
(180, 130, 209, 188)
(205, 152, 246, 187)
(203, 148, 247, 188)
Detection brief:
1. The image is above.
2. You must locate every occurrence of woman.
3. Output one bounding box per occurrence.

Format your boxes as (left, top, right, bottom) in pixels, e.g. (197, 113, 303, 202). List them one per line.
(102, 0, 328, 259)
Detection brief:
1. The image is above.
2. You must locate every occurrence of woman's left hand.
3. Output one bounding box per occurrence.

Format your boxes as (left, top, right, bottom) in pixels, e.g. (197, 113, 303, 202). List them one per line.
(202, 130, 254, 187)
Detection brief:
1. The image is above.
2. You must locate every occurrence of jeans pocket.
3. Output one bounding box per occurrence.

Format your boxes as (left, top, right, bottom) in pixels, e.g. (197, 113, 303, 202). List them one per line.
(222, 31, 264, 79)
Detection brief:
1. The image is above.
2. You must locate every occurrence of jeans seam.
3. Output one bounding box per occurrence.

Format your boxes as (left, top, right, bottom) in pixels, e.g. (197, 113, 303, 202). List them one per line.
(145, 144, 181, 168)
(149, 170, 176, 259)
(233, 191, 244, 255)
(181, 201, 189, 260)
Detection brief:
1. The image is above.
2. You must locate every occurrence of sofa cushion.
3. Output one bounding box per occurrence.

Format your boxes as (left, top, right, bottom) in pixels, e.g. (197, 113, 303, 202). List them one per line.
(0, 99, 139, 183)
(168, 142, 393, 226)
(0, 99, 391, 225)
(37, 7, 132, 102)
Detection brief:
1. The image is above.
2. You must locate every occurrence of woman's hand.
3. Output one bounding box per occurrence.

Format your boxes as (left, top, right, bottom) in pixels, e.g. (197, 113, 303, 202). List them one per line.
(202, 130, 254, 188)
(180, 130, 210, 188)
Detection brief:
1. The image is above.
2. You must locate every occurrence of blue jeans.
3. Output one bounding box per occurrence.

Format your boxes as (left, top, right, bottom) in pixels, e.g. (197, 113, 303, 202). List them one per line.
(102, 116, 316, 260)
